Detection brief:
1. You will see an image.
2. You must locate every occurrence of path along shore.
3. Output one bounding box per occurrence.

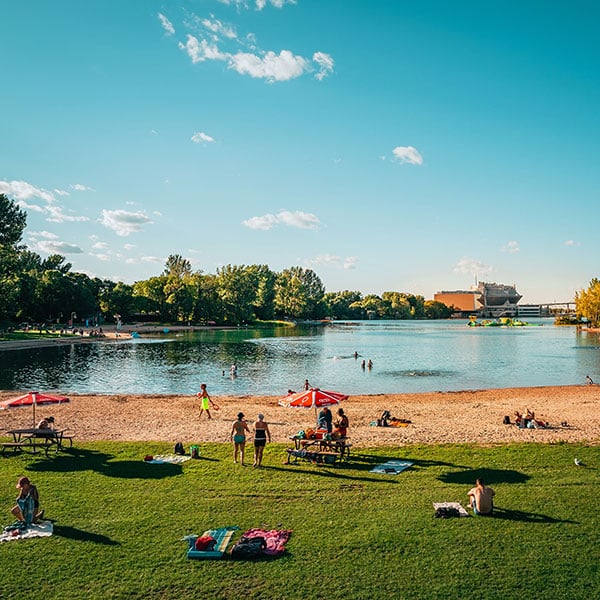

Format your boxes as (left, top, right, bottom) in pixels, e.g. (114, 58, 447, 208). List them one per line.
(1, 385, 598, 447)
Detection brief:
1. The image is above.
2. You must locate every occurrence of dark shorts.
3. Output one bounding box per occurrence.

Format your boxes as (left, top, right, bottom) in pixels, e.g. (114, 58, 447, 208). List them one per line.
(254, 439, 266, 448)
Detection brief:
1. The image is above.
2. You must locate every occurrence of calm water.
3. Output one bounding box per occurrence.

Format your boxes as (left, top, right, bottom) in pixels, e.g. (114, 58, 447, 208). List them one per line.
(0, 320, 599, 396)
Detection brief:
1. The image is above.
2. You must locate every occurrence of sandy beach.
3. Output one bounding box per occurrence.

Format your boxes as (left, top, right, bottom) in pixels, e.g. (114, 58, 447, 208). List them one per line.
(1, 385, 598, 447)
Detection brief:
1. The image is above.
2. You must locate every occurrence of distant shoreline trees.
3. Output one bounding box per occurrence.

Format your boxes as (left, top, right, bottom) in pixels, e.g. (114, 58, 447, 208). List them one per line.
(1, 193, 455, 326)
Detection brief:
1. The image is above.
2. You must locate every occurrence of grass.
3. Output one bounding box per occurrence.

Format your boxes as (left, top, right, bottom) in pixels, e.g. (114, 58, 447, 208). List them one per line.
(0, 441, 598, 600)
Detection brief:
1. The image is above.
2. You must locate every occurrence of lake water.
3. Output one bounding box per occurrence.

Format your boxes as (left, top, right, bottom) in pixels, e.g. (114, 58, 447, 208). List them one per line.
(0, 320, 599, 396)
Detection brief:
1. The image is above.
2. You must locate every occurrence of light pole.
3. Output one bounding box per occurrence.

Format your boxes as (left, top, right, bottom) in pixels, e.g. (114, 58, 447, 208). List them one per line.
(70, 312, 77, 328)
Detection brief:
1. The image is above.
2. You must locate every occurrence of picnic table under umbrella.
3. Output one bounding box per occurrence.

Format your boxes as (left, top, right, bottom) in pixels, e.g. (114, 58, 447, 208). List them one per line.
(0, 391, 70, 428)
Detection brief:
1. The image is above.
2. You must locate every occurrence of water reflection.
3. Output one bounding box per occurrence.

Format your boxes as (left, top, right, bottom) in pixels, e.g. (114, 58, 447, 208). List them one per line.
(0, 321, 598, 395)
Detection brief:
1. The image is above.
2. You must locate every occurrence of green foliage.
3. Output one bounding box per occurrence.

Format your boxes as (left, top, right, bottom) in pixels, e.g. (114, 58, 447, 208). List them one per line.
(575, 278, 600, 327)
(0, 441, 597, 600)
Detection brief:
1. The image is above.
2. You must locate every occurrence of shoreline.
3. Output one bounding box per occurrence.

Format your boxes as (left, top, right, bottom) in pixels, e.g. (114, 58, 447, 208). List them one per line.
(1, 385, 598, 447)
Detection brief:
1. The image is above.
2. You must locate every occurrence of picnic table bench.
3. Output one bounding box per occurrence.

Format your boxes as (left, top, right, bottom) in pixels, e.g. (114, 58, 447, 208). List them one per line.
(285, 448, 341, 465)
(1, 428, 72, 456)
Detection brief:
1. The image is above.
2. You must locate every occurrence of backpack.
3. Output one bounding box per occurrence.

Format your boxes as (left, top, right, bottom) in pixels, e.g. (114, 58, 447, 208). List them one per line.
(434, 506, 460, 519)
(174, 442, 185, 455)
(230, 536, 267, 559)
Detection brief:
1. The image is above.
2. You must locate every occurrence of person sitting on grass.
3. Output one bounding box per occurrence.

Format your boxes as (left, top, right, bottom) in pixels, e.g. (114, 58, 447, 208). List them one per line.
(11, 476, 44, 526)
(467, 478, 495, 515)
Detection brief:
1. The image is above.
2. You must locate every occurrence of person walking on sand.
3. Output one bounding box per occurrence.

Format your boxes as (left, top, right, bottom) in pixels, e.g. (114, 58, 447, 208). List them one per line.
(197, 383, 216, 420)
(230, 412, 250, 465)
(253, 413, 271, 467)
(467, 478, 495, 515)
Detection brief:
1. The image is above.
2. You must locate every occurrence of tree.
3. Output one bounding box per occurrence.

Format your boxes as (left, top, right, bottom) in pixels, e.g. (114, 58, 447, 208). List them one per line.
(163, 254, 192, 279)
(274, 267, 325, 319)
(0, 194, 26, 248)
(215, 264, 257, 323)
(324, 290, 363, 320)
(424, 300, 454, 319)
(575, 278, 600, 328)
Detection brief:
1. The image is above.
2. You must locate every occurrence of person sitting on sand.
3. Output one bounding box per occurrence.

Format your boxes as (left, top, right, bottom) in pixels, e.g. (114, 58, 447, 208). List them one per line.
(514, 411, 524, 427)
(379, 410, 392, 427)
(11, 477, 44, 526)
(230, 412, 250, 465)
(467, 478, 495, 515)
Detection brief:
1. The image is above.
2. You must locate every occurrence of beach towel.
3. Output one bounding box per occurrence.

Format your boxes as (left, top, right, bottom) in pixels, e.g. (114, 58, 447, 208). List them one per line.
(1, 520, 53, 542)
(433, 502, 469, 518)
(144, 454, 191, 464)
(186, 526, 238, 559)
(370, 460, 413, 474)
(240, 528, 292, 556)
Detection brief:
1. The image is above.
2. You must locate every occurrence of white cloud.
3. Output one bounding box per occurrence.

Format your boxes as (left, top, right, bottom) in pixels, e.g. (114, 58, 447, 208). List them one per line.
(453, 257, 492, 277)
(179, 35, 226, 64)
(123, 243, 136, 251)
(392, 146, 424, 165)
(564, 240, 580, 247)
(304, 254, 358, 270)
(202, 17, 237, 39)
(0, 179, 55, 202)
(502, 240, 520, 254)
(70, 183, 93, 192)
(90, 253, 110, 261)
(228, 50, 308, 82)
(313, 52, 334, 80)
(191, 131, 215, 143)
(158, 13, 175, 35)
(243, 210, 320, 230)
(218, 0, 296, 9)
(92, 241, 110, 250)
(46, 205, 89, 223)
(37, 240, 84, 254)
(100, 209, 153, 236)
(141, 255, 164, 264)
(28, 230, 58, 240)
(54, 189, 70, 197)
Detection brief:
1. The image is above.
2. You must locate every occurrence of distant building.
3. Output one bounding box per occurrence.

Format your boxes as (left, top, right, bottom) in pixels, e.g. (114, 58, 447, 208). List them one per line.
(435, 282, 523, 317)
(434, 290, 480, 312)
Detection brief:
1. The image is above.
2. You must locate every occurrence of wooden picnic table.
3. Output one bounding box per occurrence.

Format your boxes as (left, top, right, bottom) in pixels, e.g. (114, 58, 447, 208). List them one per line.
(1, 428, 71, 456)
(285, 436, 352, 465)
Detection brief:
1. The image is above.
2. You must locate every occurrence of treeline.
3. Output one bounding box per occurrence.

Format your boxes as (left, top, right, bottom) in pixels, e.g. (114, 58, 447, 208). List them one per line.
(0, 194, 454, 325)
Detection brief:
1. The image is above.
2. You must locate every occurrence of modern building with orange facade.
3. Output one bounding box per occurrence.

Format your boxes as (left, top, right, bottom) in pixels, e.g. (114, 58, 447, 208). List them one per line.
(434, 290, 480, 312)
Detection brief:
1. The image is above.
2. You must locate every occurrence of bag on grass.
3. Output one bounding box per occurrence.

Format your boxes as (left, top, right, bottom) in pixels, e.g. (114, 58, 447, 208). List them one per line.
(174, 442, 185, 455)
(230, 536, 267, 559)
(434, 506, 460, 519)
(194, 535, 216, 551)
(502, 415, 511, 425)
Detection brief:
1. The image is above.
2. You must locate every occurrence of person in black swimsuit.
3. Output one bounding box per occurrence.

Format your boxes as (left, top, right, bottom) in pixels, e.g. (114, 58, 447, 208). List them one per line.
(253, 413, 271, 468)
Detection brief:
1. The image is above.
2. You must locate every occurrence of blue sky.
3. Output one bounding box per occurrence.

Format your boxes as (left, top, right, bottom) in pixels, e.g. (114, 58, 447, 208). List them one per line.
(1, 0, 599, 304)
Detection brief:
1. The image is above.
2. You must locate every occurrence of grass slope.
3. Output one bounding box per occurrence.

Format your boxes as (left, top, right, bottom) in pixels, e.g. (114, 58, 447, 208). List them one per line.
(1, 442, 598, 600)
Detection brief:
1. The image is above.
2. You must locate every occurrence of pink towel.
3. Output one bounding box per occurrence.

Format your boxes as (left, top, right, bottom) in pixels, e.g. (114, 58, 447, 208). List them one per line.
(241, 528, 292, 555)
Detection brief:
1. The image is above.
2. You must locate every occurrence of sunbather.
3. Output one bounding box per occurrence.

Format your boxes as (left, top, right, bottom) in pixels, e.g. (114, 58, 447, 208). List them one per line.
(467, 478, 495, 515)
(11, 477, 44, 526)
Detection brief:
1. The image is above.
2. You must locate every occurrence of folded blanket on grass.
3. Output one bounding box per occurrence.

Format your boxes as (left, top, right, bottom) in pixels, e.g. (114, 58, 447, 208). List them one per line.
(370, 460, 413, 474)
(144, 454, 191, 464)
(1, 520, 53, 542)
(241, 528, 292, 555)
(185, 526, 239, 559)
(433, 502, 469, 517)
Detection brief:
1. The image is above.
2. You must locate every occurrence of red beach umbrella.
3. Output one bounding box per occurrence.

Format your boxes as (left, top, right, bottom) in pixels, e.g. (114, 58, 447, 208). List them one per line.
(279, 388, 348, 409)
(0, 391, 70, 428)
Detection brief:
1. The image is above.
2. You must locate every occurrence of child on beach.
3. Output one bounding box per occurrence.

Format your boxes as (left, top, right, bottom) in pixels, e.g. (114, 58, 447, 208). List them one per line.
(197, 383, 217, 419)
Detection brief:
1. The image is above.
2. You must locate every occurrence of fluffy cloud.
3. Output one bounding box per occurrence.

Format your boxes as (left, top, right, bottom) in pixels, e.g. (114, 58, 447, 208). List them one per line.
(37, 240, 84, 254)
(305, 254, 358, 270)
(502, 241, 520, 254)
(453, 257, 492, 277)
(564, 240, 580, 247)
(313, 52, 334, 80)
(46, 205, 89, 223)
(28, 230, 58, 240)
(202, 17, 237, 39)
(392, 146, 424, 165)
(228, 50, 308, 82)
(180, 35, 225, 63)
(218, 0, 296, 9)
(141, 255, 164, 264)
(191, 131, 215, 143)
(158, 13, 175, 35)
(243, 210, 320, 230)
(70, 183, 94, 192)
(0, 179, 55, 202)
(100, 209, 153, 236)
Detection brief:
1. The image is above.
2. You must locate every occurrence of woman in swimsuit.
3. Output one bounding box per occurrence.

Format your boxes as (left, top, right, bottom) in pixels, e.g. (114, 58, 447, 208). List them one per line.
(230, 412, 250, 465)
(253, 413, 271, 467)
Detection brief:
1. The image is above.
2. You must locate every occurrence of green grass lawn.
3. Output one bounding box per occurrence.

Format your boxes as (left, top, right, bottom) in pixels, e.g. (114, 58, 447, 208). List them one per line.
(1, 442, 598, 600)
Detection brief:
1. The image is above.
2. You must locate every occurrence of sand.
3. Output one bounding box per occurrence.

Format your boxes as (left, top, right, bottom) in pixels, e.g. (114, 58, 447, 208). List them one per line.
(1, 385, 598, 447)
